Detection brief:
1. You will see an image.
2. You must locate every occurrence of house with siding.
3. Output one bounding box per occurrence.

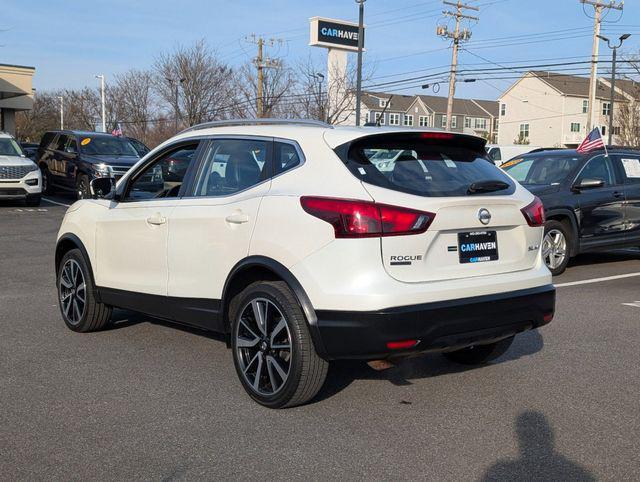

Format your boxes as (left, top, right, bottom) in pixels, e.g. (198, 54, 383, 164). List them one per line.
(497, 70, 636, 147)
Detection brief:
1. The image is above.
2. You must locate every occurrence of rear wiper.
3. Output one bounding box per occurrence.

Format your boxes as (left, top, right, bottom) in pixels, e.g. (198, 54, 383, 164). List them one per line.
(467, 180, 510, 194)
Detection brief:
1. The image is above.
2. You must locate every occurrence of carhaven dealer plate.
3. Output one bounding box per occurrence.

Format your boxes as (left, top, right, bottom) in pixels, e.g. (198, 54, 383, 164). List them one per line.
(458, 231, 499, 263)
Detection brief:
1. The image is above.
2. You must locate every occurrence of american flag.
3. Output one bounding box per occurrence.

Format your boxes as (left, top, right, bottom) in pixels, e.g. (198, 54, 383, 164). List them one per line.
(576, 127, 605, 153)
(111, 123, 123, 137)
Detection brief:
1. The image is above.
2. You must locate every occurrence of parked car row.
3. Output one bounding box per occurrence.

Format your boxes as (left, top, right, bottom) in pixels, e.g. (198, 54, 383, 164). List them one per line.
(0, 131, 150, 206)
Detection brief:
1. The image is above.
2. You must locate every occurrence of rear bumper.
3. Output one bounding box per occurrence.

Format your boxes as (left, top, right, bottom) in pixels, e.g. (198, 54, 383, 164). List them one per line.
(314, 284, 555, 360)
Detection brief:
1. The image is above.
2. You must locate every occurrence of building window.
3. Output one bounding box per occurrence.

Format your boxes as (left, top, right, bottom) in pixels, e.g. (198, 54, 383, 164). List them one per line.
(474, 118, 487, 130)
(464, 117, 472, 128)
(419, 116, 429, 127)
(612, 126, 620, 135)
(379, 99, 388, 108)
(602, 102, 611, 116)
(451, 116, 457, 128)
(403, 114, 414, 126)
(388, 113, 400, 126)
(500, 103, 506, 116)
(570, 122, 580, 133)
(441, 115, 447, 128)
(582, 100, 589, 114)
(519, 123, 530, 138)
(375, 112, 385, 125)
(601, 125, 606, 136)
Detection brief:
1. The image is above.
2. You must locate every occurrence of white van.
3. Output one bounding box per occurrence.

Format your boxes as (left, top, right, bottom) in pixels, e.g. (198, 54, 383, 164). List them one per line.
(486, 144, 542, 166)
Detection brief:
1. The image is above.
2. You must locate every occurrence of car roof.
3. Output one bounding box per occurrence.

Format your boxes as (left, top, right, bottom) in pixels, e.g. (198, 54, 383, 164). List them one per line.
(521, 147, 640, 158)
(45, 130, 116, 137)
(170, 123, 483, 149)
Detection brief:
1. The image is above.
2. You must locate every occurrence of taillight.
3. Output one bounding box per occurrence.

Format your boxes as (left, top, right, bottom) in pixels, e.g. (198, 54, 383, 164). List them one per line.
(521, 196, 545, 227)
(300, 196, 435, 238)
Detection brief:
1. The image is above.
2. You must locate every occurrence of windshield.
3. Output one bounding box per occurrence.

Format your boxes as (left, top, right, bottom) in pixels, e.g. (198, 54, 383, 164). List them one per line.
(338, 134, 515, 197)
(502, 155, 581, 185)
(0, 138, 24, 156)
(79, 136, 139, 157)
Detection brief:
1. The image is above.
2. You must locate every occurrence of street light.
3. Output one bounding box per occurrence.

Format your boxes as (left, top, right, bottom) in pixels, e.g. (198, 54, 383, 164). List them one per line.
(58, 96, 64, 130)
(311, 73, 325, 122)
(597, 33, 631, 145)
(95, 74, 106, 133)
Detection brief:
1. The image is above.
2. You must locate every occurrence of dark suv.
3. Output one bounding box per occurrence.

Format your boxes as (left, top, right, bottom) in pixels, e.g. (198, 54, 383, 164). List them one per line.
(37, 130, 141, 199)
(503, 148, 640, 275)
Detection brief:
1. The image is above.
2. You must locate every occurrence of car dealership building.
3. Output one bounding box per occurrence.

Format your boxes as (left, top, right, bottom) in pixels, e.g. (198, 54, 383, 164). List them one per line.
(0, 63, 35, 135)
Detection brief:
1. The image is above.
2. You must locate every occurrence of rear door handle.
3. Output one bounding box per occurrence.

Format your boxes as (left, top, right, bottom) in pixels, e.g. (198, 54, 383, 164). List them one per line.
(146, 213, 167, 225)
(226, 211, 250, 224)
(613, 191, 624, 199)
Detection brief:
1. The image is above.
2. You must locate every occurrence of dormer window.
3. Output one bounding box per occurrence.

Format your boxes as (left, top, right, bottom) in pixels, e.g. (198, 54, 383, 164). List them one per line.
(379, 99, 389, 108)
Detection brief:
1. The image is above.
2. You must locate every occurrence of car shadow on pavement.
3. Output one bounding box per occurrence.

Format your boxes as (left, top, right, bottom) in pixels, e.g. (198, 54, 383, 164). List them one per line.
(479, 410, 596, 481)
(567, 249, 640, 269)
(314, 329, 545, 403)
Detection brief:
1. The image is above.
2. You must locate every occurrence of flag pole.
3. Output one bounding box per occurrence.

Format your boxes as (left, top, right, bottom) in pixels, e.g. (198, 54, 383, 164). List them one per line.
(600, 126, 609, 158)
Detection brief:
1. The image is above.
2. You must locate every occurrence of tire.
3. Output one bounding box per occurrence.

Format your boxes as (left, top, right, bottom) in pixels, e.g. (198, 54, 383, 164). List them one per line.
(542, 220, 571, 275)
(76, 174, 91, 200)
(41, 166, 55, 195)
(442, 336, 515, 365)
(57, 248, 112, 332)
(25, 194, 41, 207)
(230, 281, 328, 408)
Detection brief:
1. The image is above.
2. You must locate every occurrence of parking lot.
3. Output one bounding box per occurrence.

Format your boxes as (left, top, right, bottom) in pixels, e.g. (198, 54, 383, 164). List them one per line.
(2, 194, 639, 481)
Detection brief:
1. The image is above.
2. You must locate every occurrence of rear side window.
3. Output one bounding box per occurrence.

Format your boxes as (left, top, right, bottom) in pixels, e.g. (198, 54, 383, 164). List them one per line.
(274, 141, 302, 175)
(52, 135, 68, 151)
(336, 133, 515, 197)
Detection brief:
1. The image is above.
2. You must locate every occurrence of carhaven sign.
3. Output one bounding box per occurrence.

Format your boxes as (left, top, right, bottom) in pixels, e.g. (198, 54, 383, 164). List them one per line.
(309, 17, 365, 52)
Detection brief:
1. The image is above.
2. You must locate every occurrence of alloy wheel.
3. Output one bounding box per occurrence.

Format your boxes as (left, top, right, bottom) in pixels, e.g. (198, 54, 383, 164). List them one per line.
(235, 298, 292, 396)
(59, 259, 86, 325)
(542, 229, 567, 270)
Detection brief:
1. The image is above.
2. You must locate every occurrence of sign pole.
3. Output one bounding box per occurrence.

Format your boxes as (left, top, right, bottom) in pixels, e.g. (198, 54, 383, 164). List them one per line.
(355, 0, 365, 126)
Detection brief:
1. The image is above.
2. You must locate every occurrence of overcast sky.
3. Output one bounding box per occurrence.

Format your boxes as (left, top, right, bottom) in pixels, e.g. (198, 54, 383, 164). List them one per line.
(2, 0, 639, 100)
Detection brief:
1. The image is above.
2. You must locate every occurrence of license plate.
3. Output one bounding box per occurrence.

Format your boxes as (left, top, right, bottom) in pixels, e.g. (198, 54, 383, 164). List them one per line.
(458, 231, 498, 264)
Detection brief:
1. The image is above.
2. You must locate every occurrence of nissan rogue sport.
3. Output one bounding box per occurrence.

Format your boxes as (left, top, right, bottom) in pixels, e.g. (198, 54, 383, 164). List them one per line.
(54, 119, 555, 408)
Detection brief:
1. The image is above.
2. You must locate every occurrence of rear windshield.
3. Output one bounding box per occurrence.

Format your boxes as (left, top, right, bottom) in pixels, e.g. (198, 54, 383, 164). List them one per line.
(336, 134, 515, 197)
(502, 155, 581, 186)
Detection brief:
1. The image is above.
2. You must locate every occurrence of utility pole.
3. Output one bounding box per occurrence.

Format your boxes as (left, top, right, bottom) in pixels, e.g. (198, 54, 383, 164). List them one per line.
(58, 96, 64, 130)
(95, 74, 106, 133)
(166, 77, 185, 130)
(580, 0, 624, 131)
(598, 33, 631, 145)
(355, 0, 366, 126)
(246, 35, 283, 118)
(437, 1, 478, 131)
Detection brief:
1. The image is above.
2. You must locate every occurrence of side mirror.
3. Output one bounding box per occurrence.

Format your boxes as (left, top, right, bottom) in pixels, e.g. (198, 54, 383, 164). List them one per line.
(572, 178, 605, 192)
(90, 177, 115, 199)
(65, 146, 77, 155)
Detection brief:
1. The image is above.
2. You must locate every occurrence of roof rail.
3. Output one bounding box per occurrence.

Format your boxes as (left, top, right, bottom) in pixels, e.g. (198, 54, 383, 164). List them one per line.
(179, 118, 333, 134)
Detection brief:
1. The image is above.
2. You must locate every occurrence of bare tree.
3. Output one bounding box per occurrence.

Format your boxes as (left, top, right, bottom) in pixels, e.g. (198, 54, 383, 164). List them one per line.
(154, 39, 235, 129)
(112, 69, 157, 144)
(617, 53, 640, 146)
(16, 92, 59, 142)
(234, 61, 298, 118)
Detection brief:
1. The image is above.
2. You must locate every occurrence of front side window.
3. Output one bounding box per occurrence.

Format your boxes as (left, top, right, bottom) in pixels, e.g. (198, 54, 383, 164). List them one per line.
(388, 113, 400, 126)
(403, 115, 414, 126)
(125, 144, 199, 201)
(570, 122, 580, 133)
(53, 135, 68, 151)
(194, 138, 271, 197)
(576, 155, 616, 186)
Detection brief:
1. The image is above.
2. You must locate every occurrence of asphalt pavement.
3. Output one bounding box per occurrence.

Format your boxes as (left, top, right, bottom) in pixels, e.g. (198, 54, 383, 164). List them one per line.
(1, 194, 639, 481)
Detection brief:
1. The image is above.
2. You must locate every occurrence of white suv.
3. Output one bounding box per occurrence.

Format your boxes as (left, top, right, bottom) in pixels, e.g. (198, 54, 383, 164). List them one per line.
(0, 132, 42, 206)
(55, 120, 555, 408)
